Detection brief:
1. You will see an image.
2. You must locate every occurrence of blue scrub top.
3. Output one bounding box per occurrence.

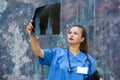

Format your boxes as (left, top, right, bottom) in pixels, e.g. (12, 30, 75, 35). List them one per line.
(38, 48, 96, 80)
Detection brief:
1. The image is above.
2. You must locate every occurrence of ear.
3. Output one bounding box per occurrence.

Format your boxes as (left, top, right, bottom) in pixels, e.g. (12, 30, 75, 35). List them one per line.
(80, 37, 85, 43)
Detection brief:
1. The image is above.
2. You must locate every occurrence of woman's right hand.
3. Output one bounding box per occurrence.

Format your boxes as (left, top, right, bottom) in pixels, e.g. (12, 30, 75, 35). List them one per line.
(26, 20, 34, 35)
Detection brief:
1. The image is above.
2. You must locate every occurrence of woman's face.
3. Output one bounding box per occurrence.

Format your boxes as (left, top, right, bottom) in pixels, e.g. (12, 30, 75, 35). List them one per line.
(67, 26, 84, 45)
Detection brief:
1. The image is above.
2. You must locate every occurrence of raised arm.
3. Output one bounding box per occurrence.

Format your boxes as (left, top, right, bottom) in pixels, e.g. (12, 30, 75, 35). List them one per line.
(26, 21, 44, 59)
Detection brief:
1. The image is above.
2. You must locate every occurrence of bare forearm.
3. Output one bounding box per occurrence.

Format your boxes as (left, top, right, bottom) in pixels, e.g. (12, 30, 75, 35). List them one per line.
(26, 21, 44, 58)
(29, 34, 44, 58)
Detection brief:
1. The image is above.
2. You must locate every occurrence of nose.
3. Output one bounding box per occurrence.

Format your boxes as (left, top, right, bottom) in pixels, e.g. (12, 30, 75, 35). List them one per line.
(69, 33, 73, 37)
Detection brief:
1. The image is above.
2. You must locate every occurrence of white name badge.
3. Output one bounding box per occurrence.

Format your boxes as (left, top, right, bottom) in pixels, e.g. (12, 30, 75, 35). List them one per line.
(77, 66, 88, 74)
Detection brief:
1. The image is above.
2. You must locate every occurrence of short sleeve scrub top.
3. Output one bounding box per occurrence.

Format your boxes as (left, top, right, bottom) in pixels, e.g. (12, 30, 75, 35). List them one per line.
(38, 48, 97, 80)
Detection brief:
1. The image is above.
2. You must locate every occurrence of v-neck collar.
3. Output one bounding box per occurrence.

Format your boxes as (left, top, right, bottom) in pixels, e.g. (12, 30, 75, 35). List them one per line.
(69, 50, 80, 57)
(68, 50, 88, 62)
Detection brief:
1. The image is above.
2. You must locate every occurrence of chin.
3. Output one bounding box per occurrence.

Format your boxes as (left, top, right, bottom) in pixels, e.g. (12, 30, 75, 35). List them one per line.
(68, 42, 75, 44)
(68, 41, 80, 45)
(68, 40, 77, 44)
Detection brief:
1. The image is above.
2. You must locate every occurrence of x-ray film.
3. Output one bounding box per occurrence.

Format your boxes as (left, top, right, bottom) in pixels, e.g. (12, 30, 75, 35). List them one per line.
(31, 3, 61, 35)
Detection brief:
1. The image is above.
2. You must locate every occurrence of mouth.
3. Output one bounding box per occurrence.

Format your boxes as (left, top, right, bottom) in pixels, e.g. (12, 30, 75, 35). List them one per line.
(69, 38, 73, 40)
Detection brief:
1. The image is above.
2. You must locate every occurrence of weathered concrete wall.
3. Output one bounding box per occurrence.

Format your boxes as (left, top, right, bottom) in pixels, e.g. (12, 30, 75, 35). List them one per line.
(0, 0, 120, 80)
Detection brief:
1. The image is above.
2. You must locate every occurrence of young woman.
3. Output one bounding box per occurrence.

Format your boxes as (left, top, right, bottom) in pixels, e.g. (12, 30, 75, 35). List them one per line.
(26, 21, 102, 80)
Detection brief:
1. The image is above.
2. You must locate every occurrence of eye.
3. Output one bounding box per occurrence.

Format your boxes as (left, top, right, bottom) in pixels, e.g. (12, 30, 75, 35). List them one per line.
(68, 31, 72, 34)
(74, 32, 78, 35)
